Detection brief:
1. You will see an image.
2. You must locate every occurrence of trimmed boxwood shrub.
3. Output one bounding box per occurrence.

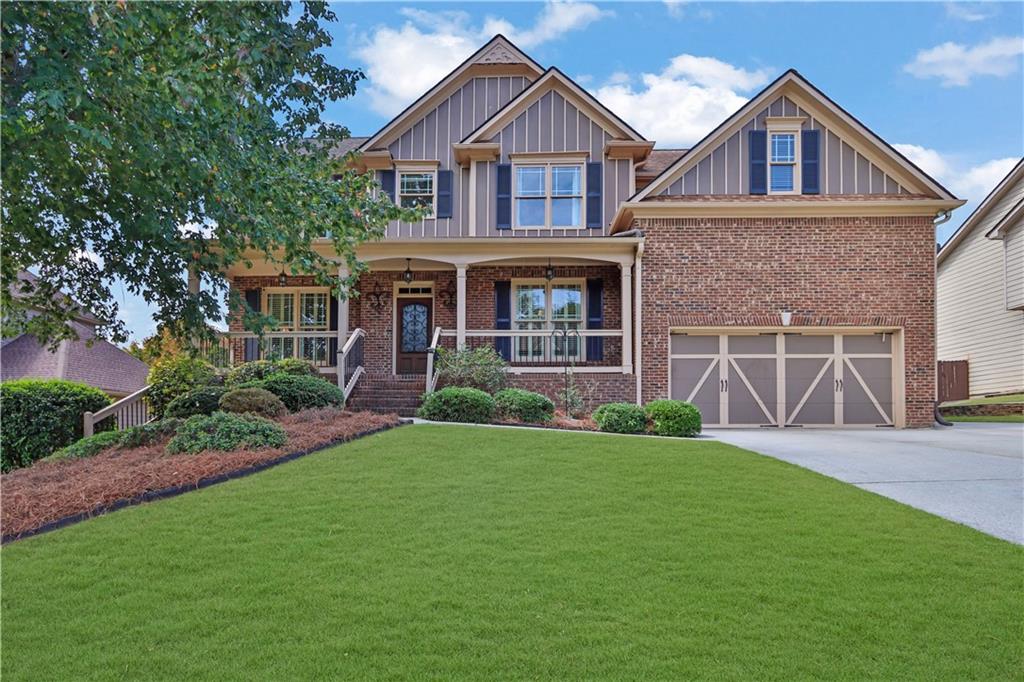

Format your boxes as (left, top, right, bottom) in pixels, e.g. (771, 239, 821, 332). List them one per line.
(260, 374, 345, 412)
(0, 379, 112, 470)
(417, 387, 495, 424)
(592, 402, 648, 435)
(118, 418, 183, 448)
(48, 430, 123, 461)
(645, 399, 702, 437)
(219, 387, 287, 418)
(166, 412, 287, 454)
(165, 385, 227, 419)
(225, 358, 318, 386)
(495, 388, 554, 423)
(148, 355, 217, 418)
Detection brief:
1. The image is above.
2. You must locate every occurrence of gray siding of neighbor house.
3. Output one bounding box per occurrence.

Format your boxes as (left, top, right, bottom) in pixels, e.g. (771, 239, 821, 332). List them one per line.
(659, 96, 907, 197)
(383, 75, 532, 239)
(476, 89, 632, 237)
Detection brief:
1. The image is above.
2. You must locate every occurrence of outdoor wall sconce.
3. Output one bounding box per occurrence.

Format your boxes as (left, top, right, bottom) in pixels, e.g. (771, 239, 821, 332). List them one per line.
(402, 258, 414, 284)
(544, 258, 556, 281)
(780, 311, 793, 326)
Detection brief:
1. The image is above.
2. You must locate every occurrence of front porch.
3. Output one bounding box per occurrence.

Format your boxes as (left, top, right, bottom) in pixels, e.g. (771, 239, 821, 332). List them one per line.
(222, 238, 642, 405)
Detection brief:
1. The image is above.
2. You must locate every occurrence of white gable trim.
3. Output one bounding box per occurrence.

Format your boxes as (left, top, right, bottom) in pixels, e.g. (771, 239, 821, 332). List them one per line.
(633, 70, 957, 202)
(939, 158, 1023, 262)
(359, 35, 544, 152)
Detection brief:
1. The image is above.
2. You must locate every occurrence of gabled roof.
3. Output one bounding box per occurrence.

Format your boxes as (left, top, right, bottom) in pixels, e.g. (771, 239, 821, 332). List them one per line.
(358, 35, 544, 152)
(632, 69, 958, 202)
(987, 198, 1024, 239)
(460, 67, 646, 144)
(938, 158, 1024, 263)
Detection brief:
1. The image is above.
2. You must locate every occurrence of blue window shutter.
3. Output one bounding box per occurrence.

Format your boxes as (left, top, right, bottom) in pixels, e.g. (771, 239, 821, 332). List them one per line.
(801, 130, 820, 195)
(586, 278, 604, 361)
(586, 162, 603, 228)
(496, 164, 512, 229)
(243, 289, 261, 362)
(749, 130, 767, 195)
(380, 170, 396, 202)
(494, 281, 511, 360)
(436, 169, 453, 218)
(244, 288, 261, 313)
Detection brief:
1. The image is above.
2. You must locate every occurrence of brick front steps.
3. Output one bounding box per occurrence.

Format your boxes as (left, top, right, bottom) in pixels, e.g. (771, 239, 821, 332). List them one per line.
(347, 375, 425, 417)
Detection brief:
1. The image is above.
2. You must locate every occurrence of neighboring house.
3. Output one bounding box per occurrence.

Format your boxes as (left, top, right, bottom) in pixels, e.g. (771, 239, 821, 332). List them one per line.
(1, 272, 149, 398)
(217, 36, 963, 427)
(937, 160, 1024, 397)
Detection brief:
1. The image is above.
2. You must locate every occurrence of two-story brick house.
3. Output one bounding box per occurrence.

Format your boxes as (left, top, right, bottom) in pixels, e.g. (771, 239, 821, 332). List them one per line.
(221, 35, 962, 427)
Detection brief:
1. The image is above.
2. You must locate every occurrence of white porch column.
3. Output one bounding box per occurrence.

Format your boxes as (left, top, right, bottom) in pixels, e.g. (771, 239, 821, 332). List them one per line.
(337, 264, 350, 387)
(620, 261, 633, 374)
(456, 265, 467, 349)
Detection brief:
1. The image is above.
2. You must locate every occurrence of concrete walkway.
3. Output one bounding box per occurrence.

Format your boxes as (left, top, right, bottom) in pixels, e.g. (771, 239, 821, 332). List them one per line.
(708, 423, 1024, 544)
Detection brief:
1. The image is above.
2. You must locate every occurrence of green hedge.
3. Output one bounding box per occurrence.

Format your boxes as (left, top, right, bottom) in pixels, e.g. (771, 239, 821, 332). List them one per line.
(48, 430, 123, 461)
(0, 379, 112, 470)
(645, 399, 702, 437)
(49, 419, 183, 461)
(592, 402, 647, 435)
(259, 374, 345, 412)
(147, 355, 217, 418)
(219, 387, 287, 418)
(495, 388, 554, 423)
(225, 358, 319, 386)
(417, 387, 495, 424)
(166, 412, 287, 454)
(165, 385, 227, 419)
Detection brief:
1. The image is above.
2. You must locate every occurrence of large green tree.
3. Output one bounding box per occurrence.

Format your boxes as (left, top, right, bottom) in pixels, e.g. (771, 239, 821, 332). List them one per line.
(2, 1, 412, 348)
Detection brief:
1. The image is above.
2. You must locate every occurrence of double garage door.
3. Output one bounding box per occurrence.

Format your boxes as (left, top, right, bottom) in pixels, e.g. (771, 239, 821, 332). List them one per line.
(669, 331, 897, 427)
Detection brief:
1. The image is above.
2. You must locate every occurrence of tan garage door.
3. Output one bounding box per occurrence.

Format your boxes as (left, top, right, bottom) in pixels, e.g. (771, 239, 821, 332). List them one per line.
(669, 331, 895, 427)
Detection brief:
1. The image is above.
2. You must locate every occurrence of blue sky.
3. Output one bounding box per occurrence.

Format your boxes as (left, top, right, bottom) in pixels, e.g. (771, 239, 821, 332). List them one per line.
(116, 1, 1024, 341)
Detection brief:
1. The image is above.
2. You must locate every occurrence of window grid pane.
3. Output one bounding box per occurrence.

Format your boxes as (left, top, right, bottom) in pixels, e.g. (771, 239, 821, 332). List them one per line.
(299, 292, 328, 330)
(515, 167, 546, 197)
(770, 134, 795, 163)
(551, 166, 581, 196)
(266, 293, 294, 329)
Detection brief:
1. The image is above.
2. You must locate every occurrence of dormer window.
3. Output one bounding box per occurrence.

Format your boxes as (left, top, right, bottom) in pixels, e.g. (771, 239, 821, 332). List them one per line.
(765, 118, 804, 195)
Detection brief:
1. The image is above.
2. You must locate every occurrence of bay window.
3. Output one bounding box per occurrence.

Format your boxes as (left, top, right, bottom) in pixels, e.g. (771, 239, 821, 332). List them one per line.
(513, 280, 584, 361)
(514, 163, 583, 229)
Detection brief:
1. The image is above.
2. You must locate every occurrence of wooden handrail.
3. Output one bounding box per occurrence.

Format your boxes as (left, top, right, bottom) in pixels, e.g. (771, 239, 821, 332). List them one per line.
(339, 328, 366, 400)
(83, 385, 152, 437)
(425, 326, 444, 394)
(341, 327, 366, 355)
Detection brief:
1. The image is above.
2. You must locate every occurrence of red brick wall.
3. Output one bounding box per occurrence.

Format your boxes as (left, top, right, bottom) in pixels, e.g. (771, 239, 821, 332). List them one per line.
(509, 373, 636, 411)
(635, 215, 936, 427)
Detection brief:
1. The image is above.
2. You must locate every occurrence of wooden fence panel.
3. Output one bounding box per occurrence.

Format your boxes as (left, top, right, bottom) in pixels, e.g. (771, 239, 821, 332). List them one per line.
(938, 360, 969, 403)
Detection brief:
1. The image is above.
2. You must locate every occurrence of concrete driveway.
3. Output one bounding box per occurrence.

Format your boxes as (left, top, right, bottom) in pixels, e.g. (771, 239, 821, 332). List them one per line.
(709, 423, 1024, 544)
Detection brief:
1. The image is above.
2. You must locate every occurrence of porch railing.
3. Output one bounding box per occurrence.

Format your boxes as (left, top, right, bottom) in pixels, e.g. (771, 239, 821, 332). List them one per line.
(437, 328, 625, 372)
(424, 326, 444, 394)
(226, 331, 339, 369)
(339, 328, 366, 400)
(84, 385, 153, 437)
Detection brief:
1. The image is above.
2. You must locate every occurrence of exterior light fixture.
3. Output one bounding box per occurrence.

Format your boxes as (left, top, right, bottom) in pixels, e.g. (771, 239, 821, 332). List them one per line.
(544, 258, 555, 281)
(780, 311, 793, 327)
(402, 258, 414, 284)
(278, 268, 289, 286)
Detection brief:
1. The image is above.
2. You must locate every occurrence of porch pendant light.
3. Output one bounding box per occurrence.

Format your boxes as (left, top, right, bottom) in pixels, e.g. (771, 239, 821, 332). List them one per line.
(402, 258, 414, 284)
(544, 258, 555, 281)
(277, 268, 289, 286)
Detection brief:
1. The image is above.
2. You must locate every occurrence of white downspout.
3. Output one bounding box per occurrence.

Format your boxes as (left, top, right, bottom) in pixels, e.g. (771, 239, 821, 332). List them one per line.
(933, 210, 954, 425)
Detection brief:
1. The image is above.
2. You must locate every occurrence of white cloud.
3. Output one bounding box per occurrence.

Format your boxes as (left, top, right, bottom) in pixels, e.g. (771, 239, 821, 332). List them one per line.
(944, 2, 997, 22)
(951, 157, 1020, 201)
(663, 0, 713, 21)
(904, 35, 1024, 86)
(592, 56, 773, 147)
(892, 143, 953, 180)
(354, 2, 611, 116)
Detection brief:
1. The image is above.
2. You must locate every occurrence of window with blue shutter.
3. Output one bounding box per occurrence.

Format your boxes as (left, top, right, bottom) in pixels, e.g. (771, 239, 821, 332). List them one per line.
(586, 278, 603, 360)
(496, 164, 512, 230)
(748, 130, 767, 195)
(243, 289, 261, 362)
(586, 162, 603, 228)
(379, 170, 396, 202)
(328, 293, 338, 367)
(801, 130, 820, 195)
(436, 169, 453, 218)
(494, 281, 511, 360)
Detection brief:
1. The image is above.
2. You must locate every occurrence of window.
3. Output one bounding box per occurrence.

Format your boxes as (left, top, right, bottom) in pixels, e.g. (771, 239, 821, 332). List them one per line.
(513, 280, 583, 361)
(514, 163, 583, 228)
(262, 289, 330, 363)
(398, 171, 434, 213)
(769, 133, 796, 193)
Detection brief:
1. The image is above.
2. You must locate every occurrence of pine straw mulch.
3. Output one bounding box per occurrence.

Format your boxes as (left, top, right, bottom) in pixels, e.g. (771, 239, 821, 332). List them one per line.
(2, 408, 403, 542)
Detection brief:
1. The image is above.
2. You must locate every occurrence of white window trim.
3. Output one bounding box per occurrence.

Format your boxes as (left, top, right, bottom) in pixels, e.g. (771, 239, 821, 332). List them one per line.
(511, 278, 587, 361)
(765, 117, 804, 196)
(262, 287, 331, 331)
(512, 159, 587, 230)
(395, 162, 438, 216)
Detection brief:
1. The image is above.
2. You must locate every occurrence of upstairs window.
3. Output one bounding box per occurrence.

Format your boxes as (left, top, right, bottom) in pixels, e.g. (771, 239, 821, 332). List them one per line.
(769, 133, 796, 193)
(398, 171, 435, 213)
(514, 163, 583, 229)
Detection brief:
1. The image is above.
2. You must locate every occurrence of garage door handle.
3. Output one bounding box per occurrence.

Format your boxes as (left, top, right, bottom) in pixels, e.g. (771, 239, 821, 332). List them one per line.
(720, 379, 728, 392)
(835, 378, 844, 392)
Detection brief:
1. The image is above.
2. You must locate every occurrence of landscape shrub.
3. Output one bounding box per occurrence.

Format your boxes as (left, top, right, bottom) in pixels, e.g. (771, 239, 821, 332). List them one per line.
(495, 388, 554, 423)
(645, 399, 702, 437)
(0, 379, 111, 471)
(219, 387, 287, 418)
(118, 419, 183, 448)
(148, 354, 216, 418)
(592, 402, 648, 435)
(417, 387, 495, 424)
(260, 374, 345, 412)
(166, 412, 287, 454)
(48, 430, 123, 461)
(225, 358, 318, 386)
(165, 386, 227, 419)
(435, 346, 508, 394)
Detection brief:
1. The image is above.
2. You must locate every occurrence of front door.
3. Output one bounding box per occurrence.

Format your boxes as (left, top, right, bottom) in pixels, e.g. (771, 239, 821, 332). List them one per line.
(396, 298, 432, 374)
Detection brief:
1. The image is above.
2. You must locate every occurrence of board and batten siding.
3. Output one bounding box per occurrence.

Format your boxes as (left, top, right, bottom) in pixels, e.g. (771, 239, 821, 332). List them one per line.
(659, 95, 907, 197)
(937, 179, 1024, 396)
(383, 75, 532, 239)
(1003, 219, 1024, 311)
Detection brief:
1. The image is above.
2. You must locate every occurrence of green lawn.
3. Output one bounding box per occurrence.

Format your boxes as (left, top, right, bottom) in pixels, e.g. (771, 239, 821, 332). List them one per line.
(2, 425, 1021, 680)
(942, 392, 1024, 407)
(947, 414, 1024, 423)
